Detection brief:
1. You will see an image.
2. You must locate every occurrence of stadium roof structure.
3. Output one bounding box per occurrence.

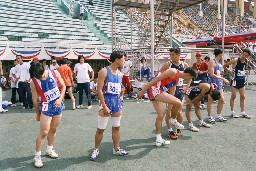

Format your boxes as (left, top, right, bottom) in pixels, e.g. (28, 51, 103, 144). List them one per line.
(113, 0, 207, 10)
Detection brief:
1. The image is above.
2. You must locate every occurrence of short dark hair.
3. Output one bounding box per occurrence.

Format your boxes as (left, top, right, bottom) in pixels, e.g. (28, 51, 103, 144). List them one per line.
(51, 56, 55, 60)
(214, 49, 223, 57)
(60, 58, 68, 65)
(243, 48, 251, 56)
(141, 57, 146, 63)
(169, 47, 181, 54)
(204, 56, 210, 61)
(41, 59, 47, 63)
(110, 51, 124, 63)
(78, 55, 84, 61)
(184, 67, 197, 78)
(211, 89, 221, 101)
(16, 55, 22, 59)
(29, 63, 45, 79)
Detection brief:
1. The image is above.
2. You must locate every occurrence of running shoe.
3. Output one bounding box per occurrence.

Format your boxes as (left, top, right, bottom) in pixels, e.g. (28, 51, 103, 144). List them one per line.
(241, 113, 252, 119)
(34, 156, 43, 168)
(231, 112, 239, 118)
(170, 119, 184, 129)
(76, 104, 83, 108)
(113, 147, 128, 156)
(90, 149, 99, 160)
(188, 124, 199, 132)
(176, 129, 181, 137)
(215, 116, 228, 122)
(87, 105, 92, 109)
(199, 121, 212, 128)
(208, 116, 216, 124)
(10, 104, 16, 107)
(155, 139, 170, 147)
(167, 131, 177, 140)
(46, 150, 58, 158)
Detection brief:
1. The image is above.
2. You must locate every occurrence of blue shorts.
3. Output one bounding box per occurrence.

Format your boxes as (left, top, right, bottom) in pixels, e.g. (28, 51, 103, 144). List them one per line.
(40, 101, 63, 117)
(175, 86, 184, 102)
(209, 78, 222, 90)
(232, 79, 245, 89)
(101, 94, 123, 114)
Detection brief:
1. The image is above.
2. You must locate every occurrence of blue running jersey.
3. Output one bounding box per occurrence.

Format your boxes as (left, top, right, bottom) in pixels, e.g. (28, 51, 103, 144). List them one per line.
(208, 59, 222, 90)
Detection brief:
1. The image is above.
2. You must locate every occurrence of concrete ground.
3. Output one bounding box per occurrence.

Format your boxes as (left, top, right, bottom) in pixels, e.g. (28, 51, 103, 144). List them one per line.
(0, 86, 256, 171)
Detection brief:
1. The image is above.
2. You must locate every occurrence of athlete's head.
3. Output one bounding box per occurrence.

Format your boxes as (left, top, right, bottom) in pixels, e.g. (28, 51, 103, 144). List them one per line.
(60, 58, 68, 65)
(110, 51, 125, 67)
(169, 47, 181, 62)
(183, 67, 197, 80)
(241, 48, 251, 59)
(29, 63, 45, 79)
(210, 89, 221, 101)
(214, 49, 223, 58)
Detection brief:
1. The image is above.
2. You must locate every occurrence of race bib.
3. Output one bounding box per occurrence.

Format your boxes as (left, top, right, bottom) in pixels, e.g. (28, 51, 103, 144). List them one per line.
(237, 70, 245, 76)
(44, 86, 60, 102)
(107, 82, 121, 94)
(177, 78, 183, 86)
(42, 102, 48, 112)
(216, 70, 221, 76)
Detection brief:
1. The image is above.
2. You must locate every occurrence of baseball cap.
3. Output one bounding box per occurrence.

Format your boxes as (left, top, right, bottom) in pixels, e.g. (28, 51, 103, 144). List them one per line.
(33, 57, 39, 61)
(196, 52, 202, 56)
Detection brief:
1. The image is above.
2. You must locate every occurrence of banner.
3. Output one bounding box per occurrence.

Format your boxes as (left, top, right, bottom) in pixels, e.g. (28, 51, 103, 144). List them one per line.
(11, 49, 41, 59)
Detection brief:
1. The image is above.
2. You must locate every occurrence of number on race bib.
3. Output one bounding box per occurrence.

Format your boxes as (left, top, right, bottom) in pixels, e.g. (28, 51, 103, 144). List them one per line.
(107, 82, 121, 94)
(42, 102, 48, 112)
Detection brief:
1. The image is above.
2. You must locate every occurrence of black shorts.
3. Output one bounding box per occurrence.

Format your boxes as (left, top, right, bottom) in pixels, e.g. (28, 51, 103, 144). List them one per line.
(80, 13, 84, 16)
(66, 86, 72, 89)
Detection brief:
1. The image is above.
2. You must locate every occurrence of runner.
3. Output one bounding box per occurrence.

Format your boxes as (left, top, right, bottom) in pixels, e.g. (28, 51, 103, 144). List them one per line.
(158, 47, 191, 140)
(29, 63, 66, 168)
(223, 48, 252, 119)
(207, 49, 230, 123)
(90, 51, 128, 161)
(185, 80, 221, 132)
(137, 67, 196, 146)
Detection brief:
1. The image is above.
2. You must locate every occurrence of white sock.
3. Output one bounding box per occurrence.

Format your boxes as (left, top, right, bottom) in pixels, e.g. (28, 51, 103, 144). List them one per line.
(241, 111, 245, 115)
(231, 111, 235, 113)
(168, 128, 173, 132)
(199, 120, 204, 124)
(170, 118, 177, 124)
(35, 151, 41, 157)
(156, 134, 163, 142)
(216, 114, 221, 118)
(189, 122, 193, 127)
(72, 102, 75, 108)
(46, 145, 53, 152)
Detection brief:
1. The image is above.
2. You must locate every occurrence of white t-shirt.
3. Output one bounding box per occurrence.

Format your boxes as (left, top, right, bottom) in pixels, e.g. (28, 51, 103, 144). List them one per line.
(50, 64, 59, 70)
(139, 63, 148, 70)
(15, 62, 31, 82)
(74, 63, 93, 83)
(122, 60, 132, 76)
(9, 67, 18, 88)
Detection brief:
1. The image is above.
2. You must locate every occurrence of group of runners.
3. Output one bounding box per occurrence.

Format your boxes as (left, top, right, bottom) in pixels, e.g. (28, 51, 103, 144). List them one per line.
(29, 48, 252, 168)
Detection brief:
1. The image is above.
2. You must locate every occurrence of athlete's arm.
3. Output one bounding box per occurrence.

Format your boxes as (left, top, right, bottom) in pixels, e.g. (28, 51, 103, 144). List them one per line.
(158, 62, 169, 73)
(97, 68, 110, 115)
(209, 60, 229, 84)
(30, 81, 40, 121)
(181, 79, 192, 93)
(54, 70, 66, 108)
(191, 83, 210, 103)
(120, 72, 125, 97)
(138, 68, 176, 98)
(223, 58, 237, 77)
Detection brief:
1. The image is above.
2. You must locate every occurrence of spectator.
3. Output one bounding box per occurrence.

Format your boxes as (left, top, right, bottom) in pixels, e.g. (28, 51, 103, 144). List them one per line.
(33, 57, 40, 63)
(80, 5, 85, 20)
(41, 59, 49, 70)
(9, 60, 22, 107)
(1, 75, 7, 91)
(90, 74, 98, 99)
(14, 55, 33, 109)
(74, 55, 94, 109)
(138, 57, 150, 80)
(121, 54, 132, 96)
(204, 56, 210, 63)
(0, 61, 7, 112)
(89, 0, 93, 6)
(57, 58, 76, 110)
(50, 60, 59, 70)
(193, 52, 208, 82)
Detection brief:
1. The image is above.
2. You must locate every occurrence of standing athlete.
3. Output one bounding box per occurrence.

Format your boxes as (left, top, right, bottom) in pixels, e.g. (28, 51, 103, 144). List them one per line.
(223, 48, 252, 118)
(90, 51, 128, 161)
(30, 63, 66, 168)
(158, 47, 191, 139)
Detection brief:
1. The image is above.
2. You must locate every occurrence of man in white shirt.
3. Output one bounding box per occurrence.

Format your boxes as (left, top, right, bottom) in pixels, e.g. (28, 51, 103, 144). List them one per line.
(9, 60, 21, 106)
(74, 55, 94, 109)
(122, 54, 132, 95)
(50, 60, 59, 70)
(14, 55, 33, 109)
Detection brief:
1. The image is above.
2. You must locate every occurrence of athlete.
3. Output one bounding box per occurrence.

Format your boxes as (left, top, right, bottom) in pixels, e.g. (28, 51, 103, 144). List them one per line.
(185, 80, 221, 132)
(90, 51, 128, 161)
(207, 49, 230, 123)
(158, 47, 191, 140)
(30, 63, 66, 168)
(223, 48, 251, 119)
(137, 67, 196, 146)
